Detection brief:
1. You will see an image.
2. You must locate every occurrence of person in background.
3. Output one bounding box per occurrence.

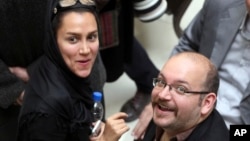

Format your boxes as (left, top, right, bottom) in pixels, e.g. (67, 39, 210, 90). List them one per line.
(0, 1, 46, 140)
(142, 52, 229, 141)
(17, 0, 128, 141)
(99, 0, 164, 122)
(133, 0, 250, 139)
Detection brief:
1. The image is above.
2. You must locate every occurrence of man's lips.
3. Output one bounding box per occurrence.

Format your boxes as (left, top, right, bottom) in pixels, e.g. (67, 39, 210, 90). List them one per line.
(153, 102, 175, 113)
(158, 103, 174, 111)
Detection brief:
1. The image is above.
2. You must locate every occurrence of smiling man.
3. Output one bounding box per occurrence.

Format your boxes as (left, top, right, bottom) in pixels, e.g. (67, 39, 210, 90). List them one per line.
(142, 52, 229, 141)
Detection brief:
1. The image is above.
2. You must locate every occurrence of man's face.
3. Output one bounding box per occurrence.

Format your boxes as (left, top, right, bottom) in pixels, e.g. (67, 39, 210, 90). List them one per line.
(151, 56, 207, 135)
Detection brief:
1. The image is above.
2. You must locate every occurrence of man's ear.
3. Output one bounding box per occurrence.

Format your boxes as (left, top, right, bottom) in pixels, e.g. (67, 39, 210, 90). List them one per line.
(201, 93, 216, 115)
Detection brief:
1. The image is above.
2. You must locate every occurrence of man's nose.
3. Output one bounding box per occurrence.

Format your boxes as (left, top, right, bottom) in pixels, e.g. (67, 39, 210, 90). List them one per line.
(158, 85, 172, 99)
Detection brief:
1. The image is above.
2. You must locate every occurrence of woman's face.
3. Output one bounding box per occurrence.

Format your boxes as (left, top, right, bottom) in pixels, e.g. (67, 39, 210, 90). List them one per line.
(57, 11, 99, 78)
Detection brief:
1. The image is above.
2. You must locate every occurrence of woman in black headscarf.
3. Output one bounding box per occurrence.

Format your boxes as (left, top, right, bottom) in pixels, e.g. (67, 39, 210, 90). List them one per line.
(17, 0, 129, 141)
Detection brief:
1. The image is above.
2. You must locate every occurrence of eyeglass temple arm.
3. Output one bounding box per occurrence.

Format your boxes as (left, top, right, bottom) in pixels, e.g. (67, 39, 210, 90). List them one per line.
(185, 91, 210, 94)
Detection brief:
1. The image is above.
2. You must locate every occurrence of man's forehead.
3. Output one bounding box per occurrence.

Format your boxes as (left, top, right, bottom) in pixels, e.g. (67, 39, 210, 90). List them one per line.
(162, 58, 206, 82)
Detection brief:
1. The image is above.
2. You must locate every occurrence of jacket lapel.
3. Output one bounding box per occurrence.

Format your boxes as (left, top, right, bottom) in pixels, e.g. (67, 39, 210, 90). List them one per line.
(210, 2, 246, 68)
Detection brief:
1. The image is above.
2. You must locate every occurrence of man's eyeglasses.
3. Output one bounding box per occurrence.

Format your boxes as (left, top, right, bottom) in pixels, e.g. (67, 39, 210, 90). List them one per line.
(152, 78, 210, 95)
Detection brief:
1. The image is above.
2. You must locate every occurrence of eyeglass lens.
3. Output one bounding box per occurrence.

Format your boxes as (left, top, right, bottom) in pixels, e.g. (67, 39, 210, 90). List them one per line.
(59, 0, 95, 7)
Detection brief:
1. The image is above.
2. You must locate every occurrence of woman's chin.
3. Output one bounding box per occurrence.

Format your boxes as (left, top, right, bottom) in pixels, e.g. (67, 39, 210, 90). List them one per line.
(76, 70, 91, 78)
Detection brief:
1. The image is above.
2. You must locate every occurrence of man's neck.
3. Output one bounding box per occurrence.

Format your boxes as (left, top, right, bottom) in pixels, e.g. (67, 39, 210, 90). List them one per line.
(160, 131, 171, 141)
(160, 127, 195, 141)
(175, 128, 195, 141)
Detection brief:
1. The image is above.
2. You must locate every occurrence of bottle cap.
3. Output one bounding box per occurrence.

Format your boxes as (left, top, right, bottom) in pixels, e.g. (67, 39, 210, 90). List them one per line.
(93, 91, 102, 102)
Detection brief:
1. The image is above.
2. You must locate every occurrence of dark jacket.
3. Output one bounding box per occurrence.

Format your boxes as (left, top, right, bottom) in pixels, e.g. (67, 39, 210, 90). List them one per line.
(0, 1, 46, 140)
(0, 0, 45, 109)
(143, 110, 229, 141)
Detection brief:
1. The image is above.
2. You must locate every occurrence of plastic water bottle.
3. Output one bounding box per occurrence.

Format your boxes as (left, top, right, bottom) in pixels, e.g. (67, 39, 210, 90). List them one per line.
(92, 91, 104, 121)
(91, 91, 104, 137)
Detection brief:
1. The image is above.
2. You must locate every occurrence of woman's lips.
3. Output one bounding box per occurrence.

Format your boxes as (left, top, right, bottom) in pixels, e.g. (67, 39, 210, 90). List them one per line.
(77, 59, 91, 67)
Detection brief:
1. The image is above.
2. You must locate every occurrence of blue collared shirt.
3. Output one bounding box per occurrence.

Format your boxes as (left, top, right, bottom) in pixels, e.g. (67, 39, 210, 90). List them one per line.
(216, 12, 250, 128)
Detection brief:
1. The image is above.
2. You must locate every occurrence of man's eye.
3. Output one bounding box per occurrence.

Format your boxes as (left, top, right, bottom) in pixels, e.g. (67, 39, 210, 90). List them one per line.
(176, 86, 186, 94)
(157, 80, 166, 87)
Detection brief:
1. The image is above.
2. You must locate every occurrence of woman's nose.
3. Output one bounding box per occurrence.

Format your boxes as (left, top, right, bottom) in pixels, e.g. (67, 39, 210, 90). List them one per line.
(79, 42, 90, 54)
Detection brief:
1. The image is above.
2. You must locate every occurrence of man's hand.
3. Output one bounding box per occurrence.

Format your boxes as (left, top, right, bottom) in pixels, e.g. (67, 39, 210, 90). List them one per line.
(9, 66, 28, 106)
(9, 66, 29, 82)
(132, 103, 153, 140)
(15, 90, 24, 106)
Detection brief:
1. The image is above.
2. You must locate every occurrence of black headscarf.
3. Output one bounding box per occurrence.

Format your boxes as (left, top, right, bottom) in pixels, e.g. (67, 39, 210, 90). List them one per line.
(19, 0, 102, 140)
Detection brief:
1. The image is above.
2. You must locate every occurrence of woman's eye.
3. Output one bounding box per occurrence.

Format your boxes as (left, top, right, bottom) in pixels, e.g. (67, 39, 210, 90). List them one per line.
(68, 37, 77, 43)
(88, 34, 98, 41)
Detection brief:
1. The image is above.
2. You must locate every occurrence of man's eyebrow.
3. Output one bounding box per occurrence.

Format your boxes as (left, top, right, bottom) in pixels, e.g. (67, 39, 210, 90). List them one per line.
(174, 80, 189, 85)
(158, 73, 164, 78)
(158, 73, 189, 85)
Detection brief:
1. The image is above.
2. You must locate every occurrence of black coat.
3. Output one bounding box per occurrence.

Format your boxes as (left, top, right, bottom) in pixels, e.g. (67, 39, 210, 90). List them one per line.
(0, 0, 45, 109)
(143, 110, 229, 141)
(0, 1, 46, 140)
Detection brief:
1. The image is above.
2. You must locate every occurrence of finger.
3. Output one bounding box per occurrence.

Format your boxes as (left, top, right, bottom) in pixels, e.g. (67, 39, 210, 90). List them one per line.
(16, 98, 22, 106)
(117, 125, 130, 134)
(132, 120, 146, 140)
(110, 125, 130, 140)
(107, 112, 128, 120)
(9, 67, 14, 73)
(132, 104, 153, 140)
(105, 119, 127, 130)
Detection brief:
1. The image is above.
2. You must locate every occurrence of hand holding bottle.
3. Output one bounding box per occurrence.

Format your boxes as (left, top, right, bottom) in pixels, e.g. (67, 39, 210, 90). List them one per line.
(90, 112, 129, 141)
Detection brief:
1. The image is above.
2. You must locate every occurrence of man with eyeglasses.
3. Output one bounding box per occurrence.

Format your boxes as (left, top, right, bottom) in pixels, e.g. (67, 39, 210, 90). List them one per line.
(133, 0, 250, 140)
(140, 52, 229, 141)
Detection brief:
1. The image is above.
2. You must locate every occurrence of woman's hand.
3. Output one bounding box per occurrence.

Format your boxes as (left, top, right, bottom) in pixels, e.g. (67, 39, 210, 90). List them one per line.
(102, 112, 129, 141)
(90, 112, 130, 141)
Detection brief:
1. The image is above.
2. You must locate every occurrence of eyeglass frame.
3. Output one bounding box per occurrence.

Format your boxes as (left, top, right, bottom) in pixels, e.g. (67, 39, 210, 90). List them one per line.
(59, 0, 95, 7)
(54, 0, 96, 15)
(152, 78, 211, 95)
